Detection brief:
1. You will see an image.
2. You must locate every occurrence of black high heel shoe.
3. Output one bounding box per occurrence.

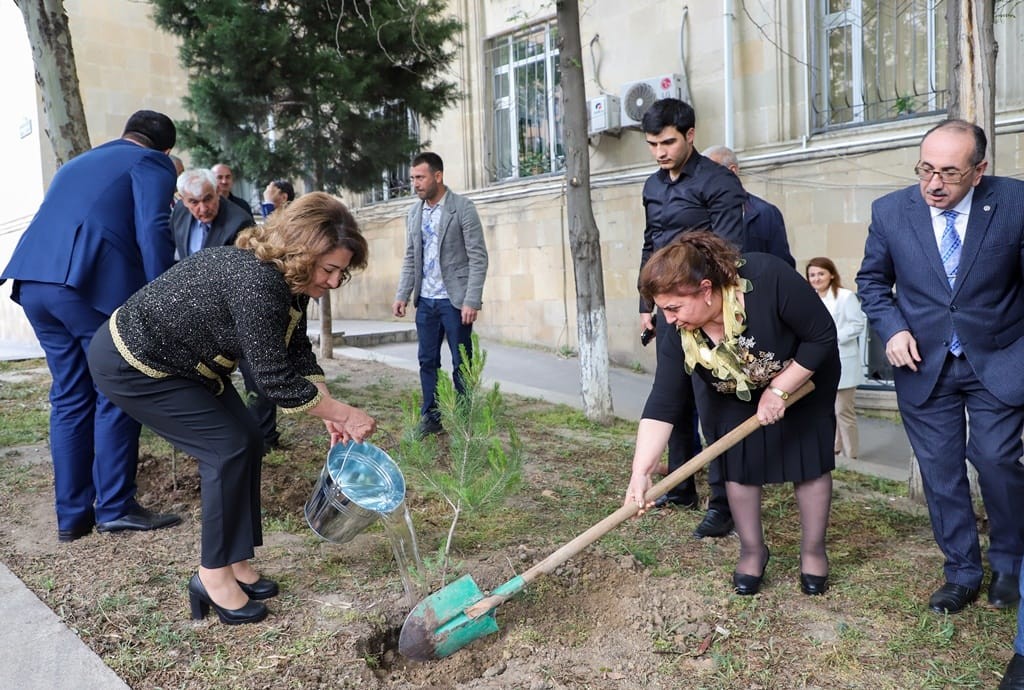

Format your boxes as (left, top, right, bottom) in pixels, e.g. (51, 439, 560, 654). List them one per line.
(732, 547, 770, 596)
(188, 574, 268, 625)
(800, 573, 829, 596)
(237, 577, 279, 600)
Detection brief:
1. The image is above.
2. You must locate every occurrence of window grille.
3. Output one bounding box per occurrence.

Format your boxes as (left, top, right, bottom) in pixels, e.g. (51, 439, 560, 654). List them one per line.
(362, 103, 420, 205)
(811, 0, 948, 130)
(485, 21, 565, 181)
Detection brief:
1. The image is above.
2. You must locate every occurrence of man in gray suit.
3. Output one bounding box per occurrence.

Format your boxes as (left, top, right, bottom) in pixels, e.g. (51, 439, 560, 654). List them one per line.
(171, 169, 253, 259)
(171, 169, 283, 448)
(857, 119, 1024, 615)
(392, 152, 489, 438)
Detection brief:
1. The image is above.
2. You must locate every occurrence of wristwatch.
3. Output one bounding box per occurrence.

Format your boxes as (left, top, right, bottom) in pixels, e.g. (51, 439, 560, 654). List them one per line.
(768, 386, 789, 400)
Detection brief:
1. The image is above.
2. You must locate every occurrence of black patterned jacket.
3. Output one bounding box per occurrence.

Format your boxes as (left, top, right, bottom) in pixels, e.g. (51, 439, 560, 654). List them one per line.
(111, 246, 324, 412)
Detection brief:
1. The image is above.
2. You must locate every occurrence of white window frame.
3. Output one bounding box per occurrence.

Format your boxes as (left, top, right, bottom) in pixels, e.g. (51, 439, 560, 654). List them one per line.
(813, 0, 946, 130)
(487, 21, 564, 181)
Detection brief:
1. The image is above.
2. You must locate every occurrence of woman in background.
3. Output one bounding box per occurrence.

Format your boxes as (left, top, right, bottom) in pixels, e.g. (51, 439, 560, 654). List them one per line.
(806, 257, 865, 459)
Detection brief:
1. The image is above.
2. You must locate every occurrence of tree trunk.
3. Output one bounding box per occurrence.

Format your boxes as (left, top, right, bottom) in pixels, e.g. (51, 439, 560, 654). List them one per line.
(556, 0, 613, 422)
(947, 0, 997, 167)
(310, 159, 334, 359)
(16, 0, 90, 164)
(319, 291, 334, 359)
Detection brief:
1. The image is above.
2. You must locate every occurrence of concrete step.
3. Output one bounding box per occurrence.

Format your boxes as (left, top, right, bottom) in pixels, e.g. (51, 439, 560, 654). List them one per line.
(305, 320, 417, 348)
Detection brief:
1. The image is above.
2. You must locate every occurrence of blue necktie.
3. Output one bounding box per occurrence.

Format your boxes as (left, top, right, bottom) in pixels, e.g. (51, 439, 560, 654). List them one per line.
(940, 209, 963, 356)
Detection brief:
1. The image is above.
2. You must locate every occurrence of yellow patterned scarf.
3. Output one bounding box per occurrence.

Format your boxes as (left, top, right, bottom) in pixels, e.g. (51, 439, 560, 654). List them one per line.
(679, 278, 755, 401)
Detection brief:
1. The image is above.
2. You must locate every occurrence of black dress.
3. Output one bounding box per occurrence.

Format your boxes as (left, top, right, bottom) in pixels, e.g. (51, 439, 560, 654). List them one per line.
(643, 253, 840, 485)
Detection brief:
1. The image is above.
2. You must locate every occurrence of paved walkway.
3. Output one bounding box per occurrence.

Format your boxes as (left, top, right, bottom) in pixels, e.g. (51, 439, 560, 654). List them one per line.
(0, 319, 914, 688)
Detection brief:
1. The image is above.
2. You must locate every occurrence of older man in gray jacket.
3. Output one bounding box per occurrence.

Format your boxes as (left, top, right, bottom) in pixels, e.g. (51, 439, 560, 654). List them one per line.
(393, 152, 489, 438)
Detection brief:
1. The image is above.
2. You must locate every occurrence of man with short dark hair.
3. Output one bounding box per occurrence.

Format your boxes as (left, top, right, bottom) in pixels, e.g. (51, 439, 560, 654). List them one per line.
(393, 152, 489, 438)
(1, 110, 183, 541)
(858, 119, 1024, 615)
(260, 179, 296, 218)
(637, 99, 747, 537)
(211, 162, 254, 219)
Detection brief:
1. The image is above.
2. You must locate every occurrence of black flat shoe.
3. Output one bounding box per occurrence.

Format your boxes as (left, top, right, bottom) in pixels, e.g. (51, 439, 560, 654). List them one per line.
(989, 571, 1021, 609)
(693, 508, 735, 539)
(188, 574, 267, 625)
(652, 493, 699, 510)
(97, 504, 182, 533)
(238, 577, 279, 600)
(800, 572, 829, 596)
(733, 548, 770, 596)
(928, 582, 979, 614)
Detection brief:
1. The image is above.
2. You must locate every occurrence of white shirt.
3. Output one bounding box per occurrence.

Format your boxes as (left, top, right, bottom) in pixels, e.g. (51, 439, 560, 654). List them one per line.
(929, 188, 974, 247)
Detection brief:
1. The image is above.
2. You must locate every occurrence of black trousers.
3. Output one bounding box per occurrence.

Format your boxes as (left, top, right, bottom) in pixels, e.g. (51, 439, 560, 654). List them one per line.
(654, 313, 729, 511)
(239, 358, 279, 446)
(88, 322, 264, 568)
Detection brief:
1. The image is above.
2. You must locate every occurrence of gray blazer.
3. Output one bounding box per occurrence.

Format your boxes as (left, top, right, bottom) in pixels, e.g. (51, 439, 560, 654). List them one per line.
(395, 189, 488, 310)
(170, 199, 254, 260)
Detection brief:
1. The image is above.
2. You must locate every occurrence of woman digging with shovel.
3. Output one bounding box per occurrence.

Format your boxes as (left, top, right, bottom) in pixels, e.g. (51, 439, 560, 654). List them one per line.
(625, 231, 840, 596)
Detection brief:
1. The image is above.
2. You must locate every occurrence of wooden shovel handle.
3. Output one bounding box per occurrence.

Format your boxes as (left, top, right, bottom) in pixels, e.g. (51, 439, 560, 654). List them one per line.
(466, 380, 816, 618)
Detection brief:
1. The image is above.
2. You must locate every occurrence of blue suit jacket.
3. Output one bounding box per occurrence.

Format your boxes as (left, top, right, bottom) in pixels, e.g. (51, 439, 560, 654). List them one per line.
(856, 176, 1024, 406)
(1, 139, 176, 316)
(744, 194, 794, 267)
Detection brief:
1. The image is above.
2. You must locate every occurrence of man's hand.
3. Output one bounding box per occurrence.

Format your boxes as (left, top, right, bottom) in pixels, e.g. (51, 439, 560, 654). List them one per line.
(886, 330, 921, 372)
(392, 300, 407, 318)
(461, 306, 478, 325)
(640, 312, 654, 332)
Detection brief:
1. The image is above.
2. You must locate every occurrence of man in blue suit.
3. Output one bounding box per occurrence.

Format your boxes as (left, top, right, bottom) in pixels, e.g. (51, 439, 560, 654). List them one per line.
(857, 119, 1024, 614)
(703, 144, 796, 268)
(1, 110, 183, 542)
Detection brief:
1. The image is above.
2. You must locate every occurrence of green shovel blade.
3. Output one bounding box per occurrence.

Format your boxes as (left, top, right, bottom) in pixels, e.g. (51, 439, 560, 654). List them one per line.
(398, 573, 525, 661)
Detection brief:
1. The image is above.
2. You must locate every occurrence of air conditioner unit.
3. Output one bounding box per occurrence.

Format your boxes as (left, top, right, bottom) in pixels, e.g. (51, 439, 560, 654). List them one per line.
(619, 74, 686, 128)
(587, 95, 621, 136)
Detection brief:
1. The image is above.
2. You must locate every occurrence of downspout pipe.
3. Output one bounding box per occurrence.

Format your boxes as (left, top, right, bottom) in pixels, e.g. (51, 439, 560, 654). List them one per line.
(723, 0, 735, 148)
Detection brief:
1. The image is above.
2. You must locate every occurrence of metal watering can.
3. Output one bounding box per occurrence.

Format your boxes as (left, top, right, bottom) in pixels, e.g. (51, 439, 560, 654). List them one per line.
(304, 441, 406, 544)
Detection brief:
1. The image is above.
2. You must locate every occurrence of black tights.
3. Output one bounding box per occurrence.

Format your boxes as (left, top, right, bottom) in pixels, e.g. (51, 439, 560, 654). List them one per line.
(726, 474, 832, 577)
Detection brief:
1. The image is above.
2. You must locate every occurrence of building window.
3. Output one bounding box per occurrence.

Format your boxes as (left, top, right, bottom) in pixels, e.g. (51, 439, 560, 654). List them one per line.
(811, 0, 947, 130)
(486, 21, 564, 181)
(362, 103, 420, 205)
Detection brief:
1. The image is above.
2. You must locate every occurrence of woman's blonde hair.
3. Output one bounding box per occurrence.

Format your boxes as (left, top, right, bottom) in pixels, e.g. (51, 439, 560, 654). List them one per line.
(235, 191, 368, 293)
(639, 230, 740, 303)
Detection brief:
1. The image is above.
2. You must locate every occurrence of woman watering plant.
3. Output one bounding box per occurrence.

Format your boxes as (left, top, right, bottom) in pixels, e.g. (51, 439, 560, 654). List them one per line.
(89, 192, 376, 625)
(624, 232, 839, 596)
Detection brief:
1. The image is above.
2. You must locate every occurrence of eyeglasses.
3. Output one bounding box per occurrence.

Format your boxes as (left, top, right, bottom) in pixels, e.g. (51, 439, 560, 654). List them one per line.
(914, 164, 979, 184)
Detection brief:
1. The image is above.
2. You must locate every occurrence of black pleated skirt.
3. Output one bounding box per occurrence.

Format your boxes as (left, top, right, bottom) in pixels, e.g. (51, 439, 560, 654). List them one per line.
(693, 374, 838, 486)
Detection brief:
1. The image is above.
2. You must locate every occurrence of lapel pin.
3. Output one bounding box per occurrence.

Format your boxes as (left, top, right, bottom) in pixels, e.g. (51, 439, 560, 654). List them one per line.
(984, 205, 991, 212)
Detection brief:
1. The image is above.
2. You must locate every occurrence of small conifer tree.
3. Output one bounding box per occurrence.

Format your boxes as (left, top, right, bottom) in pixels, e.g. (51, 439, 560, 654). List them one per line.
(398, 335, 522, 584)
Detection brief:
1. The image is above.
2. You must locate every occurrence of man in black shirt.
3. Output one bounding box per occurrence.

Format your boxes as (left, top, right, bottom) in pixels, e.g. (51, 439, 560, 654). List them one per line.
(638, 99, 747, 537)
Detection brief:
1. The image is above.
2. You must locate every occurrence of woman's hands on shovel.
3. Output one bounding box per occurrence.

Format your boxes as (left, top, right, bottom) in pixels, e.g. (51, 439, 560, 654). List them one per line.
(623, 419, 674, 516)
(625, 472, 656, 516)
